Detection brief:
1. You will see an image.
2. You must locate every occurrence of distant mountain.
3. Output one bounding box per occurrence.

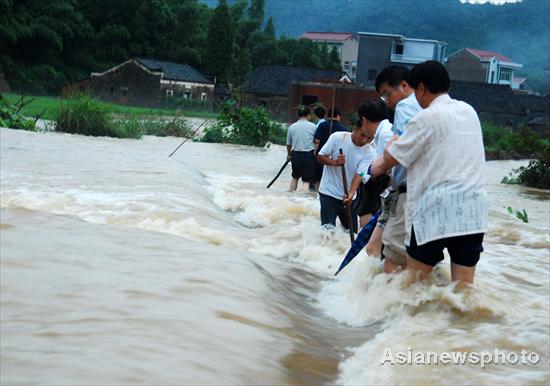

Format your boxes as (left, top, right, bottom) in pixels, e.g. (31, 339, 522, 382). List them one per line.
(202, 0, 549, 89)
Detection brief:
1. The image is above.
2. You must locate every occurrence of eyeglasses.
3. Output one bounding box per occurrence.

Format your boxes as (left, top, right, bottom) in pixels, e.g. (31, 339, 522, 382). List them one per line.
(380, 86, 398, 103)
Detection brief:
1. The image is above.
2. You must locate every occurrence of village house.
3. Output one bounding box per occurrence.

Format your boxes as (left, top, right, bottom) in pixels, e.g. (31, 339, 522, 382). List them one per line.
(445, 48, 523, 89)
(64, 58, 214, 108)
(355, 32, 447, 88)
(289, 81, 379, 126)
(243, 65, 341, 121)
(300, 32, 359, 81)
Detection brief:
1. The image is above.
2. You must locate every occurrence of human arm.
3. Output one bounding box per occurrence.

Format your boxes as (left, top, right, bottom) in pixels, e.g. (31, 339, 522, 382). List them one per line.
(286, 144, 292, 161)
(317, 153, 345, 167)
(343, 173, 362, 206)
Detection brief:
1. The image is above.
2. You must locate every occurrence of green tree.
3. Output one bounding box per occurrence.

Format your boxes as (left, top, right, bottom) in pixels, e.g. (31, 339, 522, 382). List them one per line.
(264, 16, 275, 38)
(205, 0, 234, 82)
(327, 45, 341, 71)
(229, 48, 252, 85)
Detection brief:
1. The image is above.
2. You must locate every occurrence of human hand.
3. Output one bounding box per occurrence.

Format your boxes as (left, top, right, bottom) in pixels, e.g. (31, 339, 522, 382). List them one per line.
(343, 193, 353, 206)
(335, 154, 345, 166)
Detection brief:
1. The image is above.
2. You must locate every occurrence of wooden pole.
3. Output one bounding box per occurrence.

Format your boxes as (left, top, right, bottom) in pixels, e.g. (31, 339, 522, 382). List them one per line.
(328, 87, 336, 136)
(339, 148, 355, 244)
(168, 120, 207, 158)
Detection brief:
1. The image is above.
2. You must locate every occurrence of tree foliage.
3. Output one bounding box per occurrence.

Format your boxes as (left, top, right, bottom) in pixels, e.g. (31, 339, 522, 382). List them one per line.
(0, 0, 344, 94)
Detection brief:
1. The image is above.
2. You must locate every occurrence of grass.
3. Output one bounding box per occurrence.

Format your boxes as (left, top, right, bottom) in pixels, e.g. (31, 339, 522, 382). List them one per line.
(2, 93, 218, 121)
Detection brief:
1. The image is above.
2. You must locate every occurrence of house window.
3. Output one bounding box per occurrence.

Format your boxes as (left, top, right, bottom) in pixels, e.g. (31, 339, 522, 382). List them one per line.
(499, 67, 512, 82)
(344, 61, 350, 71)
(368, 69, 377, 81)
(121, 86, 128, 96)
(490, 71, 495, 83)
(351, 62, 357, 79)
(394, 43, 404, 55)
(302, 95, 318, 105)
(166, 89, 174, 97)
(201, 92, 207, 101)
(184, 91, 191, 99)
(110, 86, 114, 94)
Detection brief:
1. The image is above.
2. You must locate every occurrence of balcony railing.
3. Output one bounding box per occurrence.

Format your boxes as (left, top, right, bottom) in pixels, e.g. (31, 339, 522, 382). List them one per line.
(390, 53, 434, 64)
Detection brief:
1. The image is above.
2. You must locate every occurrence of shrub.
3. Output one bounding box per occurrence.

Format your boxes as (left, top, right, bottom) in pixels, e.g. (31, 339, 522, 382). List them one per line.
(482, 123, 545, 156)
(202, 100, 284, 146)
(142, 115, 193, 137)
(0, 95, 37, 131)
(56, 94, 111, 136)
(111, 114, 144, 139)
(500, 144, 550, 189)
(268, 123, 288, 145)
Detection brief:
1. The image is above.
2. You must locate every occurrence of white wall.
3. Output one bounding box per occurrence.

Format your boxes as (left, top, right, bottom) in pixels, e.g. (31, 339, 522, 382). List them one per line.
(403, 41, 435, 61)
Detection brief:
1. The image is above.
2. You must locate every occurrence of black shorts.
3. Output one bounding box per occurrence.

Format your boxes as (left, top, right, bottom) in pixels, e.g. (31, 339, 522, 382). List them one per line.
(355, 174, 390, 216)
(291, 150, 316, 182)
(406, 227, 484, 267)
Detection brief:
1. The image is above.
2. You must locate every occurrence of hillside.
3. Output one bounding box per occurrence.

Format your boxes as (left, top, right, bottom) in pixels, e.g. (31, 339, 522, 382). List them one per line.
(204, 0, 549, 90)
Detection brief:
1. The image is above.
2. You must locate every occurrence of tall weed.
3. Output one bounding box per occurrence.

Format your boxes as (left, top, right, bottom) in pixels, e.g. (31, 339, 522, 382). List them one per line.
(56, 94, 111, 136)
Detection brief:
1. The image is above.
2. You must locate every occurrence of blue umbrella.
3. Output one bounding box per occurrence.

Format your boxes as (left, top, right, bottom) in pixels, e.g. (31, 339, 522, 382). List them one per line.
(334, 210, 381, 276)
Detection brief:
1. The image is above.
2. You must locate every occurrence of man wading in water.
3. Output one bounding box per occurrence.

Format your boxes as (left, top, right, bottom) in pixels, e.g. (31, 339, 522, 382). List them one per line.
(316, 121, 377, 232)
(370, 61, 488, 284)
(368, 65, 422, 274)
(286, 106, 317, 192)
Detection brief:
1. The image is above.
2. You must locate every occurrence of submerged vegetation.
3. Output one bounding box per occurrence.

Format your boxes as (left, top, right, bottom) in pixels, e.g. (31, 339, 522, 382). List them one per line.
(201, 100, 286, 146)
(506, 206, 529, 223)
(501, 150, 550, 190)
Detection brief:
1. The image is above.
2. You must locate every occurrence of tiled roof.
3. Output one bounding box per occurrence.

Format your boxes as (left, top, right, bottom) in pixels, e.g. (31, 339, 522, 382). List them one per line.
(300, 32, 355, 41)
(466, 48, 514, 63)
(244, 66, 340, 96)
(449, 80, 549, 115)
(136, 58, 210, 83)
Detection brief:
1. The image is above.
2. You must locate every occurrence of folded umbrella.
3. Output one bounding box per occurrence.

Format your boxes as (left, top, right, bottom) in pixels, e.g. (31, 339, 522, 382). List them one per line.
(334, 210, 381, 276)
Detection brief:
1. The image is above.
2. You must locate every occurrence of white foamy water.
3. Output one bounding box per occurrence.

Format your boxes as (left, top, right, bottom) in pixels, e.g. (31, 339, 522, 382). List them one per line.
(1, 128, 549, 385)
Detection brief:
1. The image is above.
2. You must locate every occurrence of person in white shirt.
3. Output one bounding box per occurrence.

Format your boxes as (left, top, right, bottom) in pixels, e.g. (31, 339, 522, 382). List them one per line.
(286, 106, 317, 192)
(344, 100, 393, 227)
(371, 61, 488, 284)
(317, 124, 377, 231)
(366, 65, 422, 274)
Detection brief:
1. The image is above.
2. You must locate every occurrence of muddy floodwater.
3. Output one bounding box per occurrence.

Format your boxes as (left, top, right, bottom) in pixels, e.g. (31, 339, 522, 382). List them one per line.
(1, 128, 549, 384)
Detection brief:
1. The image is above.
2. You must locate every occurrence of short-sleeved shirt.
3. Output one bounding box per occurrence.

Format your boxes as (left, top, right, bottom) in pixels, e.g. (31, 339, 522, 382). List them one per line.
(391, 93, 422, 187)
(286, 118, 316, 151)
(318, 131, 377, 200)
(373, 119, 393, 157)
(388, 94, 488, 246)
(314, 120, 348, 154)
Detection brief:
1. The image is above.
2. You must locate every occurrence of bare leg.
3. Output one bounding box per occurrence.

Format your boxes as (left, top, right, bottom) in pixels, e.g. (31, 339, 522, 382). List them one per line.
(406, 255, 433, 280)
(290, 178, 298, 192)
(359, 213, 372, 229)
(451, 262, 476, 284)
(366, 226, 384, 257)
(301, 181, 310, 193)
(383, 259, 404, 274)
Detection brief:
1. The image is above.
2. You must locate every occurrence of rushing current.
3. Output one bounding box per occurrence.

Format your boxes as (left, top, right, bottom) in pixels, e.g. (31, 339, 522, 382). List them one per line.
(1, 127, 549, 385)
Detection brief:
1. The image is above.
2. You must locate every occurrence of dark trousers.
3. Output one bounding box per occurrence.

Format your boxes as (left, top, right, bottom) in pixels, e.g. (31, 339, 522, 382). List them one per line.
(319, 192, 358, 232)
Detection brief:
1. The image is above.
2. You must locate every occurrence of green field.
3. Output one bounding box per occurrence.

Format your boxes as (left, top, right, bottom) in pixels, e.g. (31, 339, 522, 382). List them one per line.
(2, 93, 218, 121)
